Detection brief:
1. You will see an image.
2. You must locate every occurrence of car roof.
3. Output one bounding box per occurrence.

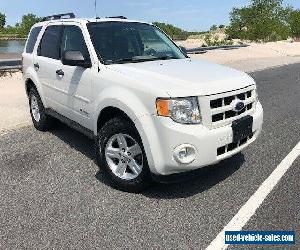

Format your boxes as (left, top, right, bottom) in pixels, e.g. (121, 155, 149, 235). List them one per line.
(33, 17, 150, 28)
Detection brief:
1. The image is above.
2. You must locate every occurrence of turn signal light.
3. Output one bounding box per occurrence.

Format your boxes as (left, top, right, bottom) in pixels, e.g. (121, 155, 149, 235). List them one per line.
(156, 99, 169, 117)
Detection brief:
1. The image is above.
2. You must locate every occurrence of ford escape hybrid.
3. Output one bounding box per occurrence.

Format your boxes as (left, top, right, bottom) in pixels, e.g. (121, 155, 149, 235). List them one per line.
(22, 13, 263, 192)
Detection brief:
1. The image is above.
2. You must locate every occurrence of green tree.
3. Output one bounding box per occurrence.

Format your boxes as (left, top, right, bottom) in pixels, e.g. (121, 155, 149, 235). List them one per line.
(289, 10, 300, 38)
(226, 7, 253, 39)
(153, 22, 189, 40)
(0, 12, 6, 29)
(226, 0, 291, 41)
(210, 25, 218, 31)
(19, 14, 42, 36)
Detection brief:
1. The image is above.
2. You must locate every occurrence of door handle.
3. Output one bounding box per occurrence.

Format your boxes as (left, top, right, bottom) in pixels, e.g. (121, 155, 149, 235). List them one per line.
(56, 69, 64, 77)
(34, 63, 39, 70)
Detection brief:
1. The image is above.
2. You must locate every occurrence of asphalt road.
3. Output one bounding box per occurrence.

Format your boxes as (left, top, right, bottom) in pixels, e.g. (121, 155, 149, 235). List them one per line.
(0, 63, 299, 249)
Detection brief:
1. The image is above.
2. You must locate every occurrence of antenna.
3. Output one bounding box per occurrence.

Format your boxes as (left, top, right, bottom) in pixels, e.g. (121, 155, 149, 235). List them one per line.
(94, 0, 98, 18)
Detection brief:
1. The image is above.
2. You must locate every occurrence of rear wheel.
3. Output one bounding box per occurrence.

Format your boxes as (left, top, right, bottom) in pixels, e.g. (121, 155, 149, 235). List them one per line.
(29, 88, 54, 131)
(96, 117, 151, 192)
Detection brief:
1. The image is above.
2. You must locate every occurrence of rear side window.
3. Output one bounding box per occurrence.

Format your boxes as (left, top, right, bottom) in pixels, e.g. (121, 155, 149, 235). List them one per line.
(38, 25, 63, 59)
(26, 26, 42, 53)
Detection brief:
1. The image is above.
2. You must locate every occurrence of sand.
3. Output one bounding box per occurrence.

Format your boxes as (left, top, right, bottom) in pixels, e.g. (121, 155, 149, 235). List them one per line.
(190, 41, 300, 62)
(0, 72, 31, 134)
(0, 53, 22, 60)
(186, 40, 300, 72)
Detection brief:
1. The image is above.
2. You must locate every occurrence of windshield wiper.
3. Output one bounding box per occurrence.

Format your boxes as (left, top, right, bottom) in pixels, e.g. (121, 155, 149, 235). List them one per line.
(111, 57, 156, 64)
(154, 56, 178, 60)
(109, 56, 178, 64)
(111, 58, 135, 64)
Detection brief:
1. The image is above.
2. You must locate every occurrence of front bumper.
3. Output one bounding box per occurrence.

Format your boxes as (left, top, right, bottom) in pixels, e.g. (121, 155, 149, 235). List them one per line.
(146, 101, 263, 175)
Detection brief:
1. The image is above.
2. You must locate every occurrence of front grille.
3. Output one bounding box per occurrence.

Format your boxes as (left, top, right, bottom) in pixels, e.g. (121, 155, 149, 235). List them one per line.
(217, 132, 254, 156)
(210, 90, 255, 123)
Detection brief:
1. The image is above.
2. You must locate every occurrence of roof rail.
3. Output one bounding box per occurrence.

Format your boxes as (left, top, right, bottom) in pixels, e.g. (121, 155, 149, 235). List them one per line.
(43, 13, 75, 21)
(106, 16, 127, 19)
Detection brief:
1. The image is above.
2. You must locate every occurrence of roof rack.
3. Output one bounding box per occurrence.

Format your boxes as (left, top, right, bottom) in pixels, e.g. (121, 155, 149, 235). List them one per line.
(106, 16, 127, 19)
(43, 13, 75, 21)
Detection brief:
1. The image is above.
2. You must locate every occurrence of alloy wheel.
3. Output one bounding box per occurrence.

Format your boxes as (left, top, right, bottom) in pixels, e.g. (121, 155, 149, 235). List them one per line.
(30, 95, 41, 122)
(104, 133, 143, 180)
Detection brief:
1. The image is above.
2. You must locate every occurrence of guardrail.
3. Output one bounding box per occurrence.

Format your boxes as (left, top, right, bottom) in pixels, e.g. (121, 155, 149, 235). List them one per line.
(0, 44, 248, 71)
(186, 44, 248, 54)
(0, 60, 22, 71)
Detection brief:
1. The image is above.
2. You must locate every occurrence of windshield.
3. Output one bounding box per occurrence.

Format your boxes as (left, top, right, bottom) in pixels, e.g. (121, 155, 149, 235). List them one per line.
(87, 22, 186, 64)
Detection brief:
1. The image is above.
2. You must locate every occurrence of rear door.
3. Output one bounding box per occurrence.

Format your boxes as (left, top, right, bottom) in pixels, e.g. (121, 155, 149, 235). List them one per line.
(22, 26, 42, 73)
(35, 24, 66, 114)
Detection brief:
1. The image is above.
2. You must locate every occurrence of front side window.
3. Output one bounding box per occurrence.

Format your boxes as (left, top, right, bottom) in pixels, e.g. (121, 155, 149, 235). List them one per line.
(87, 22, 186, 64)
(61, 25, 90, 61)
(26, 26, 42, 53)
(38, 25, 63, 60)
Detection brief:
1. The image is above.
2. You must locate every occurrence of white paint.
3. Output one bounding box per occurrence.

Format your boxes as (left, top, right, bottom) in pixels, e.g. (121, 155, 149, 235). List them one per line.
(206, 141, 300, 250)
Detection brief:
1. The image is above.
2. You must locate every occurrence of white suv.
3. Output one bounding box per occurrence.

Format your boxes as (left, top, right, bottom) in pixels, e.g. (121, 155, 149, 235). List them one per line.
(22, 14, 263, 192)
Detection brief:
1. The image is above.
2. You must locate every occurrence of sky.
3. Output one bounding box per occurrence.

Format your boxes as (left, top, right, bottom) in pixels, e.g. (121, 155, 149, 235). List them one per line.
(0, 0, 300, 31)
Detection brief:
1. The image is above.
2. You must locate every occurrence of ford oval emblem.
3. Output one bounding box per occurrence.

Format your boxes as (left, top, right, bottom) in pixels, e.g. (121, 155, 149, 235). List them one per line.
(232, 99, 245, 112)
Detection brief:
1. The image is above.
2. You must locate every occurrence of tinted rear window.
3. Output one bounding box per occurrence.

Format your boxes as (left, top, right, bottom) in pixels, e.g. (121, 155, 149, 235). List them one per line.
(26, 26, 42, 53)
(38, 25, 63, 59)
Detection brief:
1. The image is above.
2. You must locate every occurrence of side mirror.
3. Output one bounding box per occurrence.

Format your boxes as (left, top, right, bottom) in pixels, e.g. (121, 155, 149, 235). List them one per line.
(62, 51, 92, 68)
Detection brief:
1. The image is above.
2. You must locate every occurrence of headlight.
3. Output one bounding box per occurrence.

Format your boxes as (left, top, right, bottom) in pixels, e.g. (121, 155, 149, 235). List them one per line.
(156, 97, 201, 124)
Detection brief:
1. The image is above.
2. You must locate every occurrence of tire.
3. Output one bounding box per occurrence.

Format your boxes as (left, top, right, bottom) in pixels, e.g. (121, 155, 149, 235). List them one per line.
(28, 87, 54, 131)
(96, 117, 151, 193)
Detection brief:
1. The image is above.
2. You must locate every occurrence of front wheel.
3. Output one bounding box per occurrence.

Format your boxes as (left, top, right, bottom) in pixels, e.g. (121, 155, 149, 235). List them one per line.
(96, 117, 151, 192)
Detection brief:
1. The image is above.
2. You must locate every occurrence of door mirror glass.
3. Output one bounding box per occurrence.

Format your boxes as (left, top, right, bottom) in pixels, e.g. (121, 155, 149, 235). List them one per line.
(62, 51, 92, 68)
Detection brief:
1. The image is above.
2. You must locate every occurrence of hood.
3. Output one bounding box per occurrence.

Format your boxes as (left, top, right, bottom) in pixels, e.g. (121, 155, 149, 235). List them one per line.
(108, 58, 255, 97)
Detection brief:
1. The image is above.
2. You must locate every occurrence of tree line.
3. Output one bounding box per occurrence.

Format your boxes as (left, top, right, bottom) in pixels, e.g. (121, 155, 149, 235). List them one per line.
(146, 1, 300, 42)
(226, 0, 300, 41)
(0, 12, 199, 40)
(0, 13, 42, 38)
(153, 22, 206, 40)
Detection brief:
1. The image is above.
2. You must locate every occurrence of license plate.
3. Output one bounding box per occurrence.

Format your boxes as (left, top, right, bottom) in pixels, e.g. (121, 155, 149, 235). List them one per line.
(232, 116, 253, 143)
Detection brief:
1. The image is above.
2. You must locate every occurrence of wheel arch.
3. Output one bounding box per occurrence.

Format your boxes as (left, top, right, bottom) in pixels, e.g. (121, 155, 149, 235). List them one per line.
(97, 106, 134, 133)
(95, 103, 162, 174)
(25, 78, 36, 96)
(93, 86, 165, 174)
(24, 77, 47, 107)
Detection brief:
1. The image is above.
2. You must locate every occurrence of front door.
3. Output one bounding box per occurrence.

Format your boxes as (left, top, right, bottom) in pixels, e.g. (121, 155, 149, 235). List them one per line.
(58, 24, 94, 129)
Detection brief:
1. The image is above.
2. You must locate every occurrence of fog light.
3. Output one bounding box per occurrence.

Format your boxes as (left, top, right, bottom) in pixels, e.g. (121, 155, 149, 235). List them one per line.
(178, 148, 188, 159)
(173, 144, 196, 164)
